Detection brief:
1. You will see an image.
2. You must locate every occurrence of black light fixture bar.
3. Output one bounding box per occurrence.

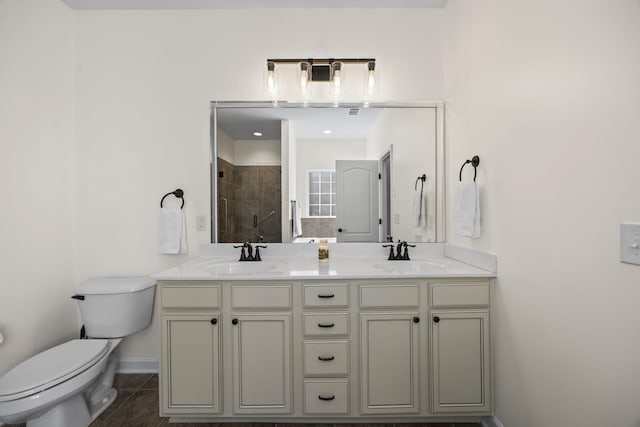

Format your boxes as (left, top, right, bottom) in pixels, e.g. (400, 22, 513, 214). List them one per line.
(267, 58, 375, 65)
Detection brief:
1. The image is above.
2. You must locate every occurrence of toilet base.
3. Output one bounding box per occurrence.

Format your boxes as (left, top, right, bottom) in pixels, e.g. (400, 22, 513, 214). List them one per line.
(27, 394, 91, 427)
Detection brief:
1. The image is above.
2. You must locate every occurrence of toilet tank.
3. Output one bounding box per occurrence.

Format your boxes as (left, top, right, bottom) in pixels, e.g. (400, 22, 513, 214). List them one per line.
(74, 277, 157, 338)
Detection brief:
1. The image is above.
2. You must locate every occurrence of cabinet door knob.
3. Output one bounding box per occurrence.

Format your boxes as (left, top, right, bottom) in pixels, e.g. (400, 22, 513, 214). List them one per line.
(413, 316, 420, 323)
(210, 318, 217, 325)
(338, 228, 343, 232)
(317, 322, 335, 328)
(433, 316, 440, 323)
(318, 394, 335, 401)
(232, 318, 238, 325)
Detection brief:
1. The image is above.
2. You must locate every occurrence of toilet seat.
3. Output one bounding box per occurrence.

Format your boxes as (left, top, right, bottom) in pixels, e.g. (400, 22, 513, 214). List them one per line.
(0, 339, 110, 402)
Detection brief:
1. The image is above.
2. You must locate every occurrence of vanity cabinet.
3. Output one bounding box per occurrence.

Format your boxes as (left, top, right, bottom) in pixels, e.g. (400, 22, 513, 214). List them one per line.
(429, 282, 491, 413)
(231, 314, 292, 413)
(159, 285, 222, 415)
(157, 277, 493, 422)
(359, 283, 420, 414)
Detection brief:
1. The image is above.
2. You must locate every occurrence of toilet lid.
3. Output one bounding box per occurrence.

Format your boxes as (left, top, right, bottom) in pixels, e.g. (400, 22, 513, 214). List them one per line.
(0, 339, 110, 401)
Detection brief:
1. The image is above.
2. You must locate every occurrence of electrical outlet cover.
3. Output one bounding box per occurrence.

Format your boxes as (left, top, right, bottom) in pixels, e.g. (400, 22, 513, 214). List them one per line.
(620, 223, 640, 265)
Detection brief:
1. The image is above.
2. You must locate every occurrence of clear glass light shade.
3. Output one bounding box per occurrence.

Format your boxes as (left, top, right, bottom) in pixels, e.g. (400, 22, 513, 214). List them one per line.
(264, 62, 277, 97)
(299, 62, 310, 90)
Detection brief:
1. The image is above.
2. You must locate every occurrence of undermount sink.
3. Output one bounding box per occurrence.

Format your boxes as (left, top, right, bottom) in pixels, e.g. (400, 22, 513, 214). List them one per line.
(206, 262, 282, 275)
(372, 260, 448, 274)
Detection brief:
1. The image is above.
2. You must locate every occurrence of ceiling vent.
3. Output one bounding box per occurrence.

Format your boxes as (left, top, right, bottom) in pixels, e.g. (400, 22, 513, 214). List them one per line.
(348, 108, 360, 116)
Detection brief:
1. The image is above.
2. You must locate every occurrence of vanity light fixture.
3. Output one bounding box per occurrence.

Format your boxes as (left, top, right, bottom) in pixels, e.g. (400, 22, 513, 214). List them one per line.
(265, 57, 376, 92)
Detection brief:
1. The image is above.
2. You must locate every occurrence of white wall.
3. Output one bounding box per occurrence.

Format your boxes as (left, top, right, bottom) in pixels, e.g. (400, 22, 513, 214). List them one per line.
(73, 8, 445, 360)
(444, 1, 640, 426)
(0, 0, 77, 374)
(366, 108, 437, 242)
(295, 138, 367, 217)
(234, 139, 281, 166)
(216, 127, 235, 164)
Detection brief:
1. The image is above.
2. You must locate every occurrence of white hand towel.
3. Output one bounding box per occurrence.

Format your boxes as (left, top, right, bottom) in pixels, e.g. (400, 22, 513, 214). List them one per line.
(158, 208, 188, 254)
(411, 190, 427, 228)
(293, 201, 303, 238)
(453, 181, 481, 238)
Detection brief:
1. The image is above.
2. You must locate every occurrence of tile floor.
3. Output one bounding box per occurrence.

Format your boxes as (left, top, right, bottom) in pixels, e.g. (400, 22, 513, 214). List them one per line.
(5, 374, 482, 427)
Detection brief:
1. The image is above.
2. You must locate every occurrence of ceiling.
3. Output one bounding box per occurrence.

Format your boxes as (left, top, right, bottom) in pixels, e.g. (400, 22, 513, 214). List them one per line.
(216, 106, 383, 141)
(62, 0, 447, 10)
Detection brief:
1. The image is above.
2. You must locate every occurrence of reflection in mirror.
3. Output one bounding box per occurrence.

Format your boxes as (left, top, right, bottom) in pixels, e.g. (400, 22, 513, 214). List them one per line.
(211, 102, 443, 244)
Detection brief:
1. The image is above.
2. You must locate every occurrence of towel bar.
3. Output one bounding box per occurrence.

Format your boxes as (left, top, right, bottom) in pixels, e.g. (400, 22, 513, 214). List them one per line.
(459, 156, 480, 182)
(160, 189, 185, 209)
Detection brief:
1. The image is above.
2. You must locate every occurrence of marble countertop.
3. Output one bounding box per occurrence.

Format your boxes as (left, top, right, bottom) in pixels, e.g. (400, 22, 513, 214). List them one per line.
(152, 252, 496, 281)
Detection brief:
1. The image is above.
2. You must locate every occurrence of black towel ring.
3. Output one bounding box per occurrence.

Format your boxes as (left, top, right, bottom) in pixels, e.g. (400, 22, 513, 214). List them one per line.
(459, 156, 480, 182)
(160, 189, 185, 209)
(414, 174, 427, 191)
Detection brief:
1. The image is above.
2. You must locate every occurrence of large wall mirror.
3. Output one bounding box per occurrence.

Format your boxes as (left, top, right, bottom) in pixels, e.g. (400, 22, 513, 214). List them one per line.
(210, 101, 444, 244)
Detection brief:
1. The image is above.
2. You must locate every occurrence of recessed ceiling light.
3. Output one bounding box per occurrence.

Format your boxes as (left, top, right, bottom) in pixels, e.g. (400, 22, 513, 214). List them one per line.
(253, 132, 263, 137)
(323, 129, 332, 135)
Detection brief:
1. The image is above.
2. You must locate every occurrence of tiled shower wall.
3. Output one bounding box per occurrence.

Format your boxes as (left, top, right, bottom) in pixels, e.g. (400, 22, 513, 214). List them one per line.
(217, 158, 282, 243)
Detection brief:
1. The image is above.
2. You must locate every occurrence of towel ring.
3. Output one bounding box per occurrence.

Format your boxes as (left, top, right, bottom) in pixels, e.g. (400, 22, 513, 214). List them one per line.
(459, 156, 480, 182)
(414, 174, 427, 191)
(160, 189, 185, 209)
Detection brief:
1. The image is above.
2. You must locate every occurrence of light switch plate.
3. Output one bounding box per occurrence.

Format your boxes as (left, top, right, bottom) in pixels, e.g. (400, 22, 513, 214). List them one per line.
(620, 223, 640, 265)
(196, 215, 208, 231)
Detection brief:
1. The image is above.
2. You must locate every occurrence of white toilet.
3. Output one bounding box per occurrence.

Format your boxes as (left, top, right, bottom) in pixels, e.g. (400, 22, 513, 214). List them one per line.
(0, 276, 156, 427)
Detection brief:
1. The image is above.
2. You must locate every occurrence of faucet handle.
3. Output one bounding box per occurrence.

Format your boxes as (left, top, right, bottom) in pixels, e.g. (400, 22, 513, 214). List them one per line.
(254, 245, 267, 261)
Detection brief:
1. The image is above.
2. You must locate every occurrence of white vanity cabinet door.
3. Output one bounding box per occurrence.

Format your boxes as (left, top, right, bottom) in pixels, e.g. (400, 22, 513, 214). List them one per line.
(360, 313, 420, 414)
(160, 314, 220, 415)
(231, 314, 292, 414)
(430, 310, 491, 413)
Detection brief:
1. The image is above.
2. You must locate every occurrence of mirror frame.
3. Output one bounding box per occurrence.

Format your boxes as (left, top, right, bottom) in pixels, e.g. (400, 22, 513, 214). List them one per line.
(210, 101, 445, 244)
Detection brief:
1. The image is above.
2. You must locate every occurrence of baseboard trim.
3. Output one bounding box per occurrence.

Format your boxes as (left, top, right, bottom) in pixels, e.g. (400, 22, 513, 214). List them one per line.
(116, 357, 159, 374)
(481, 415, 505, 427)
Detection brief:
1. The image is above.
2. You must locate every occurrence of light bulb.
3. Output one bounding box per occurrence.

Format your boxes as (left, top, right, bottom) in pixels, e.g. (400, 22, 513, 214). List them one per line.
(300, 62, 309, 89)
(367, 61, 376, 94)
(267, 71, 275, 89)
(332, 62, 342, 89)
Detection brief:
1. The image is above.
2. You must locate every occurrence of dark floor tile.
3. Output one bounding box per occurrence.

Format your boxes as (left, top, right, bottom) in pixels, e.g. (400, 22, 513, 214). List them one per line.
(98, 389, 162, 426)
(453, 424, 481, 427)
(219, 424, 276, 427)
(90, 389, 135, 426)
(139, 374, 159, 390)
(165, 423, 218, 427)
(395, 424, 454, 427)
(336, 424, 395, 427)
(113, 373, 153, 390)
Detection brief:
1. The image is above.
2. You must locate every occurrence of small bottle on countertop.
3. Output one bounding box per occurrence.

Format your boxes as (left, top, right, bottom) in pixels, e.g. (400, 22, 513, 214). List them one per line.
(318, 239, 329, 263)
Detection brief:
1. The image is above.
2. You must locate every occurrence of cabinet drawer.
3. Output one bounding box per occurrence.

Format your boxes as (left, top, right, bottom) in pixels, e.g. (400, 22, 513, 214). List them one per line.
(303, 313, 349, 337)
(303, 340, 349, 376)
(430, 283, 489, 307)
(303, 284, 349, 308)
(359, 284, 419, 308)
(231, 285, 292, 309)
(304, 380, 349, 415)
(161, 286, 220, 309)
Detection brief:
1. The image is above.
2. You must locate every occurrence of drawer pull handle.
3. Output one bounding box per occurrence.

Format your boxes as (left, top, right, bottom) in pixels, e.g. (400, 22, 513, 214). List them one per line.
(317, 293, 335, 299)
(318, 394, 335, 401)
(433, 316, 440, 323)
(211, 318, 217, 325)
(317, 322, 335, 328)
(318, 355, 335, 361)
